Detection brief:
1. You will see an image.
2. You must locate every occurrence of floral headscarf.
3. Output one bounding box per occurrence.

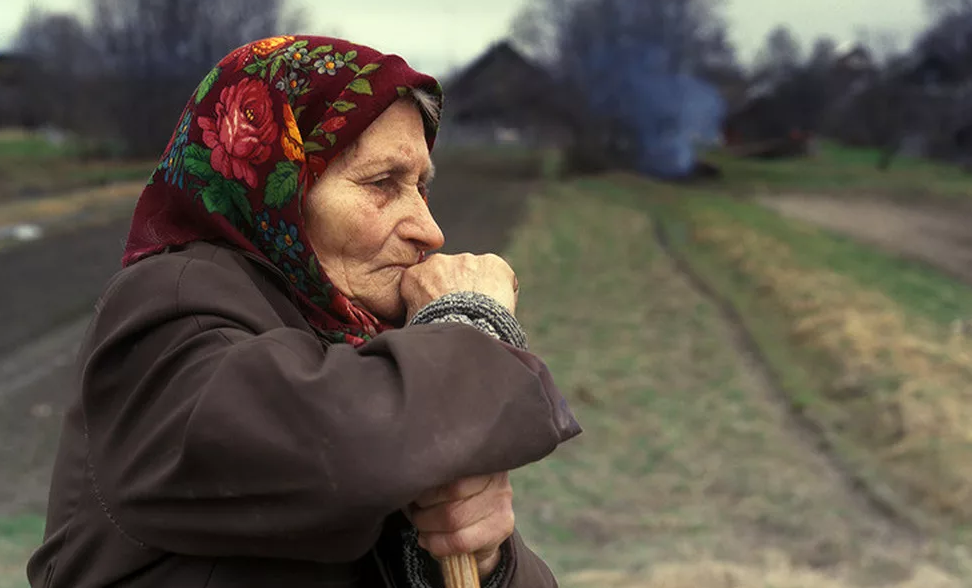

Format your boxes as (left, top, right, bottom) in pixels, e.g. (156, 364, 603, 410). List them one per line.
(123, 36, 443, 346)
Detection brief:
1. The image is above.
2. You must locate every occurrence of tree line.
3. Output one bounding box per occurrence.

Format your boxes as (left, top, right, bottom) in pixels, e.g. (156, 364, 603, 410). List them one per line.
(11, 0, 972, 172)
(12, 0, 306, 157)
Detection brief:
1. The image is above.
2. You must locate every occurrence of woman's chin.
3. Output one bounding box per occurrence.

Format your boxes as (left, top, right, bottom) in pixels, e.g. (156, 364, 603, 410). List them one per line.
(356, 297, 407, 326)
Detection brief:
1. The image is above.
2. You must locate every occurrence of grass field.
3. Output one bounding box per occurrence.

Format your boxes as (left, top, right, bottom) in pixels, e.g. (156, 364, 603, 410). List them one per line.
(0, 517, 42, 588)
(708, 141, 972, 200)
(0, 130, 154, 202)
(503, 177, 968, 587)
(639, 139, 972, 532)
(2, 141, 972, 586)
(653, 191, 972, 522)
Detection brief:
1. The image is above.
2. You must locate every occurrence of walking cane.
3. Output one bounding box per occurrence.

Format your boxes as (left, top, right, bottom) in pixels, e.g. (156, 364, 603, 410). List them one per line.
(439, 280, 519, 588)
(441, 553, 479, 588)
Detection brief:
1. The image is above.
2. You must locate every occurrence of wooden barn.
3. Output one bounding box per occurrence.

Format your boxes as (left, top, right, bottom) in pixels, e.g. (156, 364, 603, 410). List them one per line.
(0, 52, 37, 128)
(721, 44, 879, 159)
(438, 41, 580, 148)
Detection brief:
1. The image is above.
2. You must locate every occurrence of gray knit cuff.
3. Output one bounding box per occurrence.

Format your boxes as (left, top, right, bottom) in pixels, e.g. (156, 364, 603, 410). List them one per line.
(407, 291, 528, 350)
(400, 526, 511, 588)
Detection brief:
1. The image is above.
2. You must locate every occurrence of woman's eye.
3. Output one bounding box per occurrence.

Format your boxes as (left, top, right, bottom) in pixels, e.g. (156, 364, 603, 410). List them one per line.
(369, 177, 394, 190)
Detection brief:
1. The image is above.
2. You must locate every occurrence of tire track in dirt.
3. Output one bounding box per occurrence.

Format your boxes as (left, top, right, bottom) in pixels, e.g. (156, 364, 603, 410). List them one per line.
(759, 194, 972, 288)
(650, 217, 925, 544)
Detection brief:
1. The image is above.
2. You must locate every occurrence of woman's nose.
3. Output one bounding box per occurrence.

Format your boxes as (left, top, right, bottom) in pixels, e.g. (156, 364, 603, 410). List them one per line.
(402, 193, 445, 252)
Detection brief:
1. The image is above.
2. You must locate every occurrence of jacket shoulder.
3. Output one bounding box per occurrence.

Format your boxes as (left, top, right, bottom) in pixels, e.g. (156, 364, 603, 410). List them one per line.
(93, 243, 296, 334)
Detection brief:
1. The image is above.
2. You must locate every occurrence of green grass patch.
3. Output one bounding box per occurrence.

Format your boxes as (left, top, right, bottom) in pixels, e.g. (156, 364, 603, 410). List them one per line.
(500, 175, 969, 585)
(0, 515, 44, 588)
(0, 130, 155, 201)
(640, 178, 972, 529)
(0, 134, 80, 160)
(662, 193, 972, 326)
(706, 140, 972, 200)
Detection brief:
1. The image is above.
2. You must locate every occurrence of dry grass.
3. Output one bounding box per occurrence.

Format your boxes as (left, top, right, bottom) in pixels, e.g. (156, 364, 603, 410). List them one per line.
(0, 181, 145, 227)
(565, 558, 958, 588)
(681, 206, 972, 523)
(502, 180, 964, 587)
(0, 129, 154, 202)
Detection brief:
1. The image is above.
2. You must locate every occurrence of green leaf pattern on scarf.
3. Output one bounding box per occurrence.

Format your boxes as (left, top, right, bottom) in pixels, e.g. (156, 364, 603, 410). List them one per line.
(265, 161, 301, 208)
(195, 66, 221, 104)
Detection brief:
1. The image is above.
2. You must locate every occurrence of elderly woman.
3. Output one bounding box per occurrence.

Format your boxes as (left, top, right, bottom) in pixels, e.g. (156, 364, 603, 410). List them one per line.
(26, 36, 581, 588)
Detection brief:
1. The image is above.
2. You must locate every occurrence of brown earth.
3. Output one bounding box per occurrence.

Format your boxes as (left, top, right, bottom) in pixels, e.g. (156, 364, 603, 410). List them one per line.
(759, 194, 972, 285)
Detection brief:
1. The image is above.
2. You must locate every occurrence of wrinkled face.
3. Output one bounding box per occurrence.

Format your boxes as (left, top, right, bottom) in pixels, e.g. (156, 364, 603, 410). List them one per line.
(305, 99, 445, 322)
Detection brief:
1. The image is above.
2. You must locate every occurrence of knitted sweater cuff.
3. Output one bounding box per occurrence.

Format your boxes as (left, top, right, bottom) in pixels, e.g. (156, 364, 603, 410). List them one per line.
(398, 525, 511, 588)
(407, 291, 528, 350)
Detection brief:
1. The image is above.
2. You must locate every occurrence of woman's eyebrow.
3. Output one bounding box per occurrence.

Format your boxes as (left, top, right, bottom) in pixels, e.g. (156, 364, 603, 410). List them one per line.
(354, 155, 435, 182)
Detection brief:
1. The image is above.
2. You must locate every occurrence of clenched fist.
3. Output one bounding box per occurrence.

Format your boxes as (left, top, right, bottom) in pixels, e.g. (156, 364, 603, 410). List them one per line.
(405, 473, 515, 578)
(401, 253, 518, 322)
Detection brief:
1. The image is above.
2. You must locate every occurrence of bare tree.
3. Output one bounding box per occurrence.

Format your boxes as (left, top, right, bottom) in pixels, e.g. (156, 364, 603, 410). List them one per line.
(509, 0, 567, 67)
(12, 0, 310, 157)
(510, 0, 733, 177)
(807, 37, 838, 70)
(754, 25, 803, 83)
(82, 0, 309, 156)
(926, 0, 972, 17)
(854, 27, 904, 68)
(12, 8, 96, 131)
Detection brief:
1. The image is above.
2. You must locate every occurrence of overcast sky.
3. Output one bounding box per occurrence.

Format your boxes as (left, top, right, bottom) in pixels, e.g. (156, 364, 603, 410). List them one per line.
(0, 0, 931, 76)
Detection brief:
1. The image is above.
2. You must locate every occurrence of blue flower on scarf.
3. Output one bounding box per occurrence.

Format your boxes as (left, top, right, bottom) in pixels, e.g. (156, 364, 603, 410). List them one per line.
(159, 111, 193, 188)
(284, 45, 312, 66)
(274, 220, 305, 259)
(255, 211, 275, 242)
(314, 54, 345, 76)
(281, 262, 308, 291)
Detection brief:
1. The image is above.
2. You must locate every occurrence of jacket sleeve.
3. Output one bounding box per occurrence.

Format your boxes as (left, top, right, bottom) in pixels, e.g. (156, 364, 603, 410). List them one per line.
(407, 292, 561, 588)
(501, 531, 559, 588)
(467, 531, 558, 588)
(80, 255, 581, 563)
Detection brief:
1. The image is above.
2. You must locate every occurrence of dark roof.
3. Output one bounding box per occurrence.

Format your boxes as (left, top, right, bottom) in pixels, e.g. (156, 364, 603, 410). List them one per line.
(0, 52, 33, 83)
(442, 40, 582, 127)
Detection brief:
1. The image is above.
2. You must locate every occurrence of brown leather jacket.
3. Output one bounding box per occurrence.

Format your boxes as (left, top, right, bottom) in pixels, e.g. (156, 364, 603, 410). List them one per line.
(27, 242, 581, 588)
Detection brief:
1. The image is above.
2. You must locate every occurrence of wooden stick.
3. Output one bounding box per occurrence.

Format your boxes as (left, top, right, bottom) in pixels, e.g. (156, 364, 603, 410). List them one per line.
(441, 553, 480, 588)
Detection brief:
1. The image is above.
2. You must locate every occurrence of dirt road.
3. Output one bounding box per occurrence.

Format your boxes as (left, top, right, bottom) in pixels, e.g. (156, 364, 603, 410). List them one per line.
(759, 194, 972, 285)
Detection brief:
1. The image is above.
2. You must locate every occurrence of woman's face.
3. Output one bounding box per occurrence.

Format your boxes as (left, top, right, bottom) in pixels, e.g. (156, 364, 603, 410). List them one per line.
(305, 99, 445, 322)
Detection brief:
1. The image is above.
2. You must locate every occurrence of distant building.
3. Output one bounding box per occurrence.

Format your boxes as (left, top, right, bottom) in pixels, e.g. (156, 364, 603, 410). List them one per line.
(877, 49, 972, 163)
(722, 43, 881, 158)
(438, 41, 579, 148)
(833, 43, 877, 75)
(0, 52, 38, 128)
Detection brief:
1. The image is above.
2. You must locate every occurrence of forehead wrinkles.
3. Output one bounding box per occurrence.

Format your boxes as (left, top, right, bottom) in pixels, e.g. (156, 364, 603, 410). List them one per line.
(326, 104, 432, 177)
(341, 138, 432, 176)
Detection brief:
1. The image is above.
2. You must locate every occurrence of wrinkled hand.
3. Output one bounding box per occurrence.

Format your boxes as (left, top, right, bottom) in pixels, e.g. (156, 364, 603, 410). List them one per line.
(401, 253, 518, 323)
(406, 473, 515, 578)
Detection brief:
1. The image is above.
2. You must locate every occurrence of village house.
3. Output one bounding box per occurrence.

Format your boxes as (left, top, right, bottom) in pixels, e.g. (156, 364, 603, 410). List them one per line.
(437, 41, 579, 149)
(0, 52, 37, 129)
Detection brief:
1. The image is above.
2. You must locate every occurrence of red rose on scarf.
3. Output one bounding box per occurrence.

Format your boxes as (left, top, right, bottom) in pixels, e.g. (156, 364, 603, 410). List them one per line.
(197, 79, 278, 189)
